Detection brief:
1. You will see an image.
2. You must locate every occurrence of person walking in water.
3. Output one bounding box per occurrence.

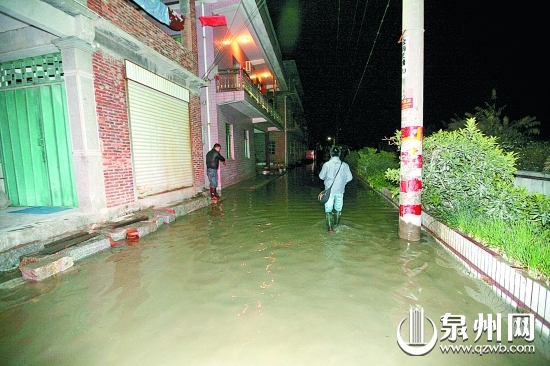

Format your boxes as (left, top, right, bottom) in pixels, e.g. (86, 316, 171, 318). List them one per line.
(206, 143, 226, 201)
(319, 146, 353, 232)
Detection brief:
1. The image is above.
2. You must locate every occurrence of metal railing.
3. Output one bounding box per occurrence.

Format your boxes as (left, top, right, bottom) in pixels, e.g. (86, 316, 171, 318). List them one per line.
(215, 69, 283, 124)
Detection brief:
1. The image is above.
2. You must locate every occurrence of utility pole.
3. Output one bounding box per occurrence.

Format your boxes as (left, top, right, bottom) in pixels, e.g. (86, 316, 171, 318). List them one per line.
(398, 0, 424, 241)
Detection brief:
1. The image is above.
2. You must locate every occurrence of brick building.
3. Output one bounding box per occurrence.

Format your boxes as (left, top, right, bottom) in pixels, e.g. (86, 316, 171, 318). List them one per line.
(0, 0, 205, 231)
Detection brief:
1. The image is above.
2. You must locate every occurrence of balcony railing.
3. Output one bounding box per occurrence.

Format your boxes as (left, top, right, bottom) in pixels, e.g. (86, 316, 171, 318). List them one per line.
(215, 68, 283, 124)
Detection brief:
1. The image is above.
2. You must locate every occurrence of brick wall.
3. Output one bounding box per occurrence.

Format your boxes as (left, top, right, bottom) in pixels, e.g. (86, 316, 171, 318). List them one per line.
(189, 95, 204, 188)
(93, 52, 134, 208)
(87, 0, 204, 206)
(87, 0, 199, 75)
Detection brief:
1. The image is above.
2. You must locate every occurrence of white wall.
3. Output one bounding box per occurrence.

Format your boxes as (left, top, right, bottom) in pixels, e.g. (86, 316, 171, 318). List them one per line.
(514, 170, 550, 196)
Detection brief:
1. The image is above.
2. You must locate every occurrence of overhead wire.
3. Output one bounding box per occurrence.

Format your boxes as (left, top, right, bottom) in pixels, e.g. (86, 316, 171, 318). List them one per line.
(351, 0, 370, 64)
(340, 0, 370, 142)
(345, 0, 392, 119)
(201, 0, 268, 80)
(344, 0, 362, 52)
(334, 0, 342, 143)
(201, 0, 244, 79)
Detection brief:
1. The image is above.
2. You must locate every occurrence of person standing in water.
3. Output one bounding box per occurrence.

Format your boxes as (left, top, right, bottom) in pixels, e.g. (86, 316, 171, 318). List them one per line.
(205, 143, 226, 201)
(319, 146, 353, 232)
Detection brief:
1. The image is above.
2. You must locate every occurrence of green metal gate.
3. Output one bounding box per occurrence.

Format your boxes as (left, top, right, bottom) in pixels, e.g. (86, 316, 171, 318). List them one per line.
(0, 54, 77, 207)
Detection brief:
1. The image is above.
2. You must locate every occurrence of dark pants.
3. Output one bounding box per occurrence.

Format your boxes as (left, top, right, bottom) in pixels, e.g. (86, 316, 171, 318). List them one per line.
(207, 168, 218, 188)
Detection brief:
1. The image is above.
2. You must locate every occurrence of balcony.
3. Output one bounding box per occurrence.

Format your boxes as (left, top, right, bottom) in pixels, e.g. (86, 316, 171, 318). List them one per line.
(215, 69, 283, 129)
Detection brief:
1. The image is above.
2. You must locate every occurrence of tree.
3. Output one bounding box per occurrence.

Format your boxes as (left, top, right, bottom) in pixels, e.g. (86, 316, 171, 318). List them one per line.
(443, 89, 540, 150)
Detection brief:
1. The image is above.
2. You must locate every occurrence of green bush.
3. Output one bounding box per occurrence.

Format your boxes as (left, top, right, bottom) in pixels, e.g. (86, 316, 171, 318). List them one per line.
(423, 118, 519, 220)
(353, 147, 399, 191)
(366, 119, 550, 280)
(345, 150, 359, 170)
(356, 147, 399, 178)
(422, 118, 550, 279)
(521, 193, 550, 230)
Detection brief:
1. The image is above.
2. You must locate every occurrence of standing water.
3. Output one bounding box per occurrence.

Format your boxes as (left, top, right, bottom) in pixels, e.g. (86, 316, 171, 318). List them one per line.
(0, 165, 548, 365)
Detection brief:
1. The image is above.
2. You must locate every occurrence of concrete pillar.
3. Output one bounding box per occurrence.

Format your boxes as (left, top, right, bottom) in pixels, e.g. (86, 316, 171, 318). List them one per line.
(264, 131, 270, 168)
(53, 31, 107, 214)
(399, 0, 424, 241)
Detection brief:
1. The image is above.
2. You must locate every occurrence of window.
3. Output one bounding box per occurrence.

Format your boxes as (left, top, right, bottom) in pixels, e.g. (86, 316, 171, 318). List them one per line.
(225, 123, 233, 159)
(269, 141, 275, 155)
(244, 130, 250, 158)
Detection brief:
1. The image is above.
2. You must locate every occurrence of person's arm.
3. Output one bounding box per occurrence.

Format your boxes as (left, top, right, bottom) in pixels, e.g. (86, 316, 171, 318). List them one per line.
(345, 164, 353, 182)
(319, 164, 327, 180)
(217, 152, 226, 165)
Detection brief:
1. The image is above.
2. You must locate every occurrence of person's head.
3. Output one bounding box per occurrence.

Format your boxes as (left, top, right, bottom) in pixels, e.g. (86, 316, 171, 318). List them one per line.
(213, 143, 221, 152)
(330, 146, 341, 157)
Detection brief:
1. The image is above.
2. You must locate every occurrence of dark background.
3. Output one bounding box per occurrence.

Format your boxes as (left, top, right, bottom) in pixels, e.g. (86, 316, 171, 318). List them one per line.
(266, 0, 547, 148)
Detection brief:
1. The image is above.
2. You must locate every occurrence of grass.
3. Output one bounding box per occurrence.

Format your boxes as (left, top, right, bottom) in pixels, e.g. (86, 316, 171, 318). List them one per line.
(437, 205, 550, 282)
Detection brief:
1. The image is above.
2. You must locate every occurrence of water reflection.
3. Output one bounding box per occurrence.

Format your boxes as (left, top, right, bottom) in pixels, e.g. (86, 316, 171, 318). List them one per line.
(0, 165, 548, 365)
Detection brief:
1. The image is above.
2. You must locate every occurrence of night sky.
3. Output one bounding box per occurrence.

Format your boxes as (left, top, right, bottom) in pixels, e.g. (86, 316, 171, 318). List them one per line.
(266, 0, 547, 148)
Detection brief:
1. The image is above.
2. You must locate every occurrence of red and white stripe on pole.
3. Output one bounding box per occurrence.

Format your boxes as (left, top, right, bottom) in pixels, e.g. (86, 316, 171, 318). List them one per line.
(399, 0, 424, 241)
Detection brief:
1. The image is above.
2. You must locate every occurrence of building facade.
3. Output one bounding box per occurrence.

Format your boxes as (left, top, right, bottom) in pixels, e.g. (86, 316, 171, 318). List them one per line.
(196, 0, 308, 190)
(0, 0, 205, 229)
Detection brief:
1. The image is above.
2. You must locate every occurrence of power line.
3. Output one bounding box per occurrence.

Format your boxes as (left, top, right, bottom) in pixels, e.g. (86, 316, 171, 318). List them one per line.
(351, 0, 370, 64)
(201, 0, 268, 80)
(346, 0, 392, 117)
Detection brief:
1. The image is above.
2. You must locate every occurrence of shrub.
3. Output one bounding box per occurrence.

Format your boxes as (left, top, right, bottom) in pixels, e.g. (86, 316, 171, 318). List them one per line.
(422, 118, 519, 220)
(345, 150, 359, 170)
(353, 119, 550, 280)
(355, 148, 399, 189)
(356, 147, 398, 177)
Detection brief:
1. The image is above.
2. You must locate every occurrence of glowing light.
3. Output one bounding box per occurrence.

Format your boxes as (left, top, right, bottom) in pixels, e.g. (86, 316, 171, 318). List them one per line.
(239, 36, 251, 43)
(222, 39, 231, 45)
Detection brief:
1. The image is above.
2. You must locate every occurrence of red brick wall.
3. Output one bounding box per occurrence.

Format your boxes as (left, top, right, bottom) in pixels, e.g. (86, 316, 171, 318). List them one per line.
(189, 95, 204, 187)
(87, 0, 204, 207)
(93, 52, 134, 208)
(87, 0, 199, 75)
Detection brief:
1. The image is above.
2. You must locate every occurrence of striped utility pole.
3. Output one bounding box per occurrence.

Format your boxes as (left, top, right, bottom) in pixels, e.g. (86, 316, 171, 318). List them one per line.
(399, 0, 424, 241)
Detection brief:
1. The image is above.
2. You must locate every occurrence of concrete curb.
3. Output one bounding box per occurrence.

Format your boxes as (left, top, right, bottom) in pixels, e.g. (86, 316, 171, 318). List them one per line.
(356, 175, 550, 348)
(15, 196, 210, 282)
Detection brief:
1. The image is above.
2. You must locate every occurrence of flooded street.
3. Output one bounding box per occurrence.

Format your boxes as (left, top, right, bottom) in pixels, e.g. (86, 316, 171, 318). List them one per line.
(0, 165, 548, 365)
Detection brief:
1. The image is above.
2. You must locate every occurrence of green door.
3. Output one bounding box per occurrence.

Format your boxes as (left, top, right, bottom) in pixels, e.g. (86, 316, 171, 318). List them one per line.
(0, 84, 77, 207)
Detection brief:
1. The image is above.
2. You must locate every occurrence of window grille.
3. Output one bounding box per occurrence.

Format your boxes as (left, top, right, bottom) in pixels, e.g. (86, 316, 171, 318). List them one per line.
(0, 53, 64, 89)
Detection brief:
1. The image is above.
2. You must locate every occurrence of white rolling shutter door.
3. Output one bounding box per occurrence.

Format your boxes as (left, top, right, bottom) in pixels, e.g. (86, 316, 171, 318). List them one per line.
(127, 80, 192, 197)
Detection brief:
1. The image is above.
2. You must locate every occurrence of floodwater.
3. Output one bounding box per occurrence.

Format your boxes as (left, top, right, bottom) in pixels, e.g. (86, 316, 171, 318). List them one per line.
(0, 165, 548, 366)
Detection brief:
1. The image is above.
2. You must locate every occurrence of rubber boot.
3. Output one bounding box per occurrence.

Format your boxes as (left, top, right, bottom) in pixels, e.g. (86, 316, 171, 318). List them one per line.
(210, 187, 218, 201)
(325, 212, 334, 233)
(335, 211, 341, 226)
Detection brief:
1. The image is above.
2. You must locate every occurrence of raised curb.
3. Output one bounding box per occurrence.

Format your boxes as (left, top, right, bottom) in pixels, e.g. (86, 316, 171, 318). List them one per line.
(20, 254, 74, 282)
(367, 180, 550, 350)
(14, 196, 210, 282)
(422, 212, 550, 336)
(58, 236, 111, 262)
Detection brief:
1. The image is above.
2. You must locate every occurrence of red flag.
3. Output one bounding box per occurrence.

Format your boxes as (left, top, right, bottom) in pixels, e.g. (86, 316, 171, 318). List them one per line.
(199, 15, 227, 27)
